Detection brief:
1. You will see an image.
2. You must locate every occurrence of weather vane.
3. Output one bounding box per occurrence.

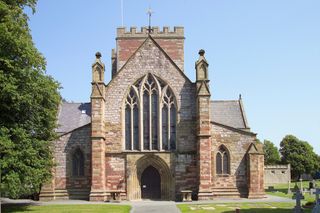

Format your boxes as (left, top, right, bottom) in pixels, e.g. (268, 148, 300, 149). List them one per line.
(147, 7, 154, 34)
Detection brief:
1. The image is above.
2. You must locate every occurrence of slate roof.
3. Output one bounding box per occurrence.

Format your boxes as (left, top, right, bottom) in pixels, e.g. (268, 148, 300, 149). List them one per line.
(56, 102, 91, 134)
(56, 99, 249, 134)
(210, 100, 249, 129)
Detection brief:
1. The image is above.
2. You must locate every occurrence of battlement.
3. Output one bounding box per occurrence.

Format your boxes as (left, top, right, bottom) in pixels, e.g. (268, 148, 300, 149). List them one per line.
(117, 26, 184, 39)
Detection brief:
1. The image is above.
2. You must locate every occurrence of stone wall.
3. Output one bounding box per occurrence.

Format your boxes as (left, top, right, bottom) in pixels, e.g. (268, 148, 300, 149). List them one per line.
(264, 164, 291, 186)
(104, 37, 196, 154)
(211, 123, 257, 197)
(54, 125, 92, 199)
(175, 153, 198, 199)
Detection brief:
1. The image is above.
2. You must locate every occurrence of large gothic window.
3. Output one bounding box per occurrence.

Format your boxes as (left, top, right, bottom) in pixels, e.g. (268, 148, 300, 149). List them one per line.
(72, 148, 84, 176)
(124, 73, 177, 151)
(216, 145, 230, 175)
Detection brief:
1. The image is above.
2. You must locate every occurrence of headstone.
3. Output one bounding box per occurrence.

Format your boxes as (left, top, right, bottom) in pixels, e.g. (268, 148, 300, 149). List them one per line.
(312, 188, 320, 213)
(292, 189, 304, 213)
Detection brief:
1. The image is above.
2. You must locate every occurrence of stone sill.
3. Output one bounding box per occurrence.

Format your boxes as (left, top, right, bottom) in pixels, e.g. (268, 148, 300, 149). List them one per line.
(123, 151, 175, 154)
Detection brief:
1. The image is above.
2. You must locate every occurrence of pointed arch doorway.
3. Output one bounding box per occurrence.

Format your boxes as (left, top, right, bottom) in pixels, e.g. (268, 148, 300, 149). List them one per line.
(141, 166, 161, 200)
(126, 154, 173, 200)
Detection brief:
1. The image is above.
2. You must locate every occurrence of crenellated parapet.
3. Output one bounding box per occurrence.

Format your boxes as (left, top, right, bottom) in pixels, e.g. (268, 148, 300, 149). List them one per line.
(114, 26, 185, 74)
(116, 26, 184, 39)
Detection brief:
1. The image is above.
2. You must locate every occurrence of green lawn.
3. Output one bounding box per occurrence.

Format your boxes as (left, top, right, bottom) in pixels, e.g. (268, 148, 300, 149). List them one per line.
(2, 204, 131, 213)
(178, 202, 313, 213)
(265, 180, 320, 203)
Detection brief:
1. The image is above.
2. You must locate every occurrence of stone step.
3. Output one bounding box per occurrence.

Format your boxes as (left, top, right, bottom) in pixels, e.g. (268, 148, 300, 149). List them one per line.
(212, 188, 241, 197)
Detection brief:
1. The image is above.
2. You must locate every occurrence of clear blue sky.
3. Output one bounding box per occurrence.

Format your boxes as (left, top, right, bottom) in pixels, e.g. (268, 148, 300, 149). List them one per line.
(27, 0, 320, 154)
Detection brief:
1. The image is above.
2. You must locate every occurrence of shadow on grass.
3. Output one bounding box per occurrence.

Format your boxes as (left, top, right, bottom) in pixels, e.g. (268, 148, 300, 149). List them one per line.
(265, 188, 289, 194)
(2, 203, 38, 212)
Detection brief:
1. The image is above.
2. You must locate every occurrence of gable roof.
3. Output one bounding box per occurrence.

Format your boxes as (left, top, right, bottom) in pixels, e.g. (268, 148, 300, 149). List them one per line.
(56, 102, 91, 134)
(56, 99, 250, 135)
(106, 35, 192, 88)
(210, 100, 249, 129)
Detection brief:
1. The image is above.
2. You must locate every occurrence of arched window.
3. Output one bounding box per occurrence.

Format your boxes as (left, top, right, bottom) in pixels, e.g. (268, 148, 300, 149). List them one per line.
(216, 146, 230, 175)
(124, 73, 177, 151)
(125, 88, 139, 150)
(72, 148, 84, 176)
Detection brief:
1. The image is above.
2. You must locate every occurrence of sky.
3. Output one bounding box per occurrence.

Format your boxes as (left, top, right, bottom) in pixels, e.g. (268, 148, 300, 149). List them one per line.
(26, 0, 320, 154)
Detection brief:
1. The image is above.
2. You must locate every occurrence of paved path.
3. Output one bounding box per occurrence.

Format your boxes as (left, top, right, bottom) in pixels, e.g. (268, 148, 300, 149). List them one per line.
(130, 201, 181, 213)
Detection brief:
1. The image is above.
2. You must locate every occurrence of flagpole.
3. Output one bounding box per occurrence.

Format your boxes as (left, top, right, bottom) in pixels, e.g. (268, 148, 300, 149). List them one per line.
(121, 0, 124, 27)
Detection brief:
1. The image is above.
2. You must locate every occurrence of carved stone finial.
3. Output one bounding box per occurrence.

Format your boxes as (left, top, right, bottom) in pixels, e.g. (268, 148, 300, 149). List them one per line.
(95, 52, 102, 59)
(199, 49, 205, 56)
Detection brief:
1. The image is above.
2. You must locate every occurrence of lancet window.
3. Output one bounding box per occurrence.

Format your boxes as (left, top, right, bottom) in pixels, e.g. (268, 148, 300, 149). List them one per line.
(124, 73, 177, 151)
(216, 145, 230, 175)
(72, 148, 85, 177)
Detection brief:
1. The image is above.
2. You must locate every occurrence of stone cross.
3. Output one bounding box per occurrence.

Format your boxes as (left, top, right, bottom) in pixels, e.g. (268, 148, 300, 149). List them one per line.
(312, 188, 320, 213)
(292, 189, 304, 213)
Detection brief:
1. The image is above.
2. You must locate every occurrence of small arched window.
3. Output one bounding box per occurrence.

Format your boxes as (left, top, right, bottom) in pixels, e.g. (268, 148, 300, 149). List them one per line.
(72, 148, 84, 176)
(216, 145, 230, 175)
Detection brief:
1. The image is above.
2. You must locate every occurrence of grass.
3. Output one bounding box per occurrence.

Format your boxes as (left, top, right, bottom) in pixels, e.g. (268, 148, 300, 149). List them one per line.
(2, 204, 131, 213)
(265, 180, 320, 203)
(178, 202, 313, 213)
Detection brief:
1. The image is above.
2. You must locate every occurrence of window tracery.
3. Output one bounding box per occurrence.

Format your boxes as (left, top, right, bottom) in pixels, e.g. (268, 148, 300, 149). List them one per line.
(124, 73, 177, 151)
(216, 145, 230, 175)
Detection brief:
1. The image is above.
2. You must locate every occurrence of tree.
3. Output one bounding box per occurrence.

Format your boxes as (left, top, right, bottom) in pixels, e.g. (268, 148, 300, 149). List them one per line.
(0, 0, 60, 198)
(263, 140, 280, 165)
(280, 135, 319, 180)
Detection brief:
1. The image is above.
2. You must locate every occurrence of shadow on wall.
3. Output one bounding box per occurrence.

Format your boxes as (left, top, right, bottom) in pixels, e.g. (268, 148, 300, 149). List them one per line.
(64, 125, 92, 200)
(235, 155, 249, 198)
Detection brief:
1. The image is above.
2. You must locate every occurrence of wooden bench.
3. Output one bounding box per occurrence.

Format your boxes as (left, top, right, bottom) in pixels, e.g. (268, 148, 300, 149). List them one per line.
(181, 190, 192, 202)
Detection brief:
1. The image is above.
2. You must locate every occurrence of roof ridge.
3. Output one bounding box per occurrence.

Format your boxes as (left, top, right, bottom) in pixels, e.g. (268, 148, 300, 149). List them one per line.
(211, 100, 239, 102)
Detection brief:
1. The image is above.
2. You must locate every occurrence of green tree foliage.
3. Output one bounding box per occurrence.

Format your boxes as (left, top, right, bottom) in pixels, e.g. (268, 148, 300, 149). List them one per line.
(0, 0, 60, 198)
(263, 140, 281, 165)
(280, 135, 319, 180)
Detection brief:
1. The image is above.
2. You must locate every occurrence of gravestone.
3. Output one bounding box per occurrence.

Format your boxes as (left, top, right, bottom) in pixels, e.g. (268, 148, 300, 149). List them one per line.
(312, 188, 320, 213)
(292, 189, 304, 213)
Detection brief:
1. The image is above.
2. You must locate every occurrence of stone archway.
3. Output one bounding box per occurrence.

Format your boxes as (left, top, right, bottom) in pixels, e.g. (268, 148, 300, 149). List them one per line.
(126, 154, 173, 200)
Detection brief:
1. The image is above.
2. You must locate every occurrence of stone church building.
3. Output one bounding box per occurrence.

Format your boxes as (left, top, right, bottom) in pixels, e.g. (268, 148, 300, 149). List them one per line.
(40, 27, 265, 201)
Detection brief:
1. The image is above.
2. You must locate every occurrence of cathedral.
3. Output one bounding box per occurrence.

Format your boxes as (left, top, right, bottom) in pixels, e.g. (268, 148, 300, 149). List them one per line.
(40, 26, 265, 201)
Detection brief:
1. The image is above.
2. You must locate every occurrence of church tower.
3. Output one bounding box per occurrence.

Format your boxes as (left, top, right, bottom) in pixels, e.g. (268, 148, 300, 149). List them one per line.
(195, 49, 212, 200)
(89, 52, 107, 201)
